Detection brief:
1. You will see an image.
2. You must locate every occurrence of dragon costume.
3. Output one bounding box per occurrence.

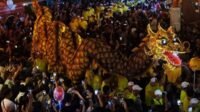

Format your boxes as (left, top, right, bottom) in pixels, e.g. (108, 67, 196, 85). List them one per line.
(31, 0, 188, 82)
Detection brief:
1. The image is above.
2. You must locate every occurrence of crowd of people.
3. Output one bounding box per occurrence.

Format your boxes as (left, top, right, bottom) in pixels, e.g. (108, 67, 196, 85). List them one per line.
(0, 0, 200, 112)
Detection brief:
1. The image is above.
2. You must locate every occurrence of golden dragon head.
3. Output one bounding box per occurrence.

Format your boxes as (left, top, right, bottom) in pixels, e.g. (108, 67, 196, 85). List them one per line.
(145, 24, 190, 69)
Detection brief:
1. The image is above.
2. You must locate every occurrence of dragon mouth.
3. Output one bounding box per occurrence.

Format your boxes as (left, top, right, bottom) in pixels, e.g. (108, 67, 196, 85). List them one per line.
(163, 51, 182, 66)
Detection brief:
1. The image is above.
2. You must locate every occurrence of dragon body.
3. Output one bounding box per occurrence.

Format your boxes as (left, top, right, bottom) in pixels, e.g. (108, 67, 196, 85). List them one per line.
(31, 0, 187, 82)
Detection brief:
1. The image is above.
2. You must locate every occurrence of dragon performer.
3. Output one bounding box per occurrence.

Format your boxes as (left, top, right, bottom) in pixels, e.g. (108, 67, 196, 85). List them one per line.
(31, 0, 188, 83)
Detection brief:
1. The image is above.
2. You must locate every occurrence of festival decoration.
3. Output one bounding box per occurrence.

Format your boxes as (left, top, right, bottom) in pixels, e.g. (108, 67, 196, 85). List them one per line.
(53, 86, 65, 102)
(189, 57, 200, 90)
(145, 24, 189, 82)
(31, 0, 188, 83)
(189, 57, 200, 71)
(7, 0, 15, 10)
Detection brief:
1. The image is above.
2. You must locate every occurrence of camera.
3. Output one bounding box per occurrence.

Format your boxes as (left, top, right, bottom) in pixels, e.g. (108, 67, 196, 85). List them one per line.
(177, 100, 181, 106)
(14, 45, 18, 49)
(120, 98, 124, 103)
(23, 37, 27, 40)
(50, 76, 54, 82)
(81, 80, 85, 85)
(95, 90, 99, 95)
(108, 101, 112, 105)
(80, 100, 84, 105)
(59, 78, 64, 83)
(43, 90, 46, 95)
(53, 72, 57, 77)
(28, 89, 32, 94)
(42, 80, 45, 84)
(188, 107, 192, 112)
(6, 40, 10, 44)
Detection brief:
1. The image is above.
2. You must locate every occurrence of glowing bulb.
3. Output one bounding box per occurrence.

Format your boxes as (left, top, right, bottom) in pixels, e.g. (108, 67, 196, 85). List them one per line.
(6, 40, 10, 44)
(14, 45, 18, 48)
(23, 3, 27, 6)
(7, 0, 16, 10)
(119, 37, 123, 41)
(53, 72, 57, 77)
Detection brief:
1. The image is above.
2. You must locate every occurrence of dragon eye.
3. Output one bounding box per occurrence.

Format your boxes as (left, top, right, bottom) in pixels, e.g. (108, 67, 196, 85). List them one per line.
(161, 38, 167, 45)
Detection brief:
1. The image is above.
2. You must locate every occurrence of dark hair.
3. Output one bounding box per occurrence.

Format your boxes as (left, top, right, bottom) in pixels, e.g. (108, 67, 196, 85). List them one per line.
(0, 77, 4, 84)
(92, 107, 111, 112)
(19, 95, 29, 106)
(103, 85, 110, 94)
(0, 85, 11, 100)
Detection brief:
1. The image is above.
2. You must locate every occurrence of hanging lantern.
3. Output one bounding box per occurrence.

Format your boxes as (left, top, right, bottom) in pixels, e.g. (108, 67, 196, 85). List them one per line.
(53, 86, 65, 102)
(7, 0, 15, 10)
(189, 57, 200, 71)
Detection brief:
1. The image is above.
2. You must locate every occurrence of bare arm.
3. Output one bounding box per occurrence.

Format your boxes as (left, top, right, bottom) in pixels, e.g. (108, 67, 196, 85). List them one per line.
(71, 90, 85, 101)
(81, 103, 86, 112)
(121, 101, 129, 112)
(12, 64, 23, 81)
(96, 94, 103, 107)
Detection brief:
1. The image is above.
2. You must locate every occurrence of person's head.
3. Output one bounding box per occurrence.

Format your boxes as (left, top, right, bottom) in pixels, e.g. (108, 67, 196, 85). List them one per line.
(64, 93, 72, 103)
(18, 94, 29, 106)
(109, 76, 118, 90)
(190, 98, 199, 107)
(127, 81, 134, 91)
(154, 89, 162, 99)
(181, 81, 190, 90)
(1, 98, 17, 112)
(103, 85, 111, 95)
(132, 84, 142, 95)
(150, 77, 157, 86)
(86, 85, 94, 99)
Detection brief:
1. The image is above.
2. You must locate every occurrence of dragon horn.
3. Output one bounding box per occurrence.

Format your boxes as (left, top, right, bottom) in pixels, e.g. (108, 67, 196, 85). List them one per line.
(167, 26, 174, 33)
(147, 24, 156, 37)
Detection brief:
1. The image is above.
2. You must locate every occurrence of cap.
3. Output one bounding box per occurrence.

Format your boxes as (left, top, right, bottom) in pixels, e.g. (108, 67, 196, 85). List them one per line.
(181, 81, 189, 88)
(154, 89, 162, 96)
(150, 77, 157, 83)
(190, 98, 199, 105)
(132, 85, 143, 91)
(128, 81, 134, 86)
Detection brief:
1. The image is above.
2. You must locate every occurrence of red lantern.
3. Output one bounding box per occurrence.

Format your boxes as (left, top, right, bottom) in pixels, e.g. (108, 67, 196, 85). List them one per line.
(53, 86, 65, 102)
